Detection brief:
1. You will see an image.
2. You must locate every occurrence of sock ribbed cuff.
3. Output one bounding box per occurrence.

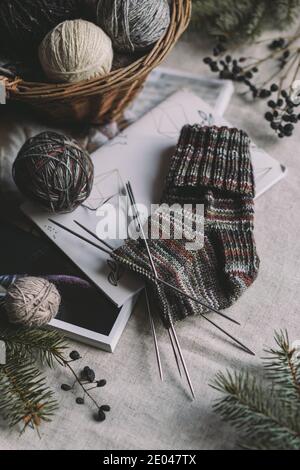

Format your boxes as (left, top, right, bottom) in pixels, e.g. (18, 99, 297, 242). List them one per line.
(166, 125, 255, 198)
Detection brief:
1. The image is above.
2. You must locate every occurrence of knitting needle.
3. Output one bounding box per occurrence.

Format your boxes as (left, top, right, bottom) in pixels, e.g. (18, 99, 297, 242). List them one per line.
(48, 219, 111, 256)
(170, 320, 195, 399)
(126, 182, 239, 326)
(74, 220, 165, 379)
(126, 182, 255, 357)
(168, 328, 182, 378)
(145, 288, 164, 382)
(126, 182, 196, 399)
(126, 183, 158, 279)
(74, 220, 114, 251)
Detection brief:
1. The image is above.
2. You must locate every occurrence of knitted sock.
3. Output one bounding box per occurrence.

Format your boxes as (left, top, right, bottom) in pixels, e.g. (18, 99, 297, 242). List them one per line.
(113, 125, 260, 327)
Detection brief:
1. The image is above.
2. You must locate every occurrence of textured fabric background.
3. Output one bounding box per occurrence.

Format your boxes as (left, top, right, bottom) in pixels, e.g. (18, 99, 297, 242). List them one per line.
(0, 31, 300, 450)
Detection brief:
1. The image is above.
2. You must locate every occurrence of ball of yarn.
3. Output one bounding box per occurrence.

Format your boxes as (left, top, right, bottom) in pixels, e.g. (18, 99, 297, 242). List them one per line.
(12, 131, 94, 213)
(5, 277, 60, 328)
(0, 0, 83, 56)
(97, 0, 171, 53)
(39, 19, 113, 83)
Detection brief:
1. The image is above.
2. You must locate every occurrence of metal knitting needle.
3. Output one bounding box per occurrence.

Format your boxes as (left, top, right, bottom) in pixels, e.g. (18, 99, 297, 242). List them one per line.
(126, 182, 255, 357)
(126, 182, 239, 326)
(126, 182, 196, 399)
(48, 219, 111, 256)
(168, 328, 182, 378)
(145, 288, 163, 382)
(74, 220, 114, 251)
(74, 220, 164, 378)
(170, 320, 195, 399)
(126, 183, 158, 279)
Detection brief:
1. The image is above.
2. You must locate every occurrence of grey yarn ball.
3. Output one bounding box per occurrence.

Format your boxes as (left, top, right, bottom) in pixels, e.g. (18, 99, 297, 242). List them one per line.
(5, 277, 61, 328)
(97, 0, 171, 53)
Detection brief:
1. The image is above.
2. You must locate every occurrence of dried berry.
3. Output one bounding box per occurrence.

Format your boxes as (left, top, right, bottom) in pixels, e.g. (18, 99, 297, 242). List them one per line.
(100, 405, 111, 412)
(97, 379, 107, 388)
(69, 350, 81, 361)
(96, 409, 106, 422)
(265, 112, 273, 122)
(61, 384, 72, 391)
(86, 369, 96, 383)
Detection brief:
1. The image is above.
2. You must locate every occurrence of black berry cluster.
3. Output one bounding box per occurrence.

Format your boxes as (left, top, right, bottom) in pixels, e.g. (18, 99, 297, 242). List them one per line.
(203, 36, 300, 139)
(60, 350, 111, 423)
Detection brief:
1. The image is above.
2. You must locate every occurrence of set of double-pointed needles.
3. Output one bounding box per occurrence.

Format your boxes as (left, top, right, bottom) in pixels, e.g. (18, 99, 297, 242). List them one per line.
(49, 181, 254, 400)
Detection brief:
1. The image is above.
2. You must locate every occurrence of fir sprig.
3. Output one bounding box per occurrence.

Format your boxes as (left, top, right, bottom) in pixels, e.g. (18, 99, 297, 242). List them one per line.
(0, 354, 58, 432)
(191, 0, 300, 42)
(211, 330, 300, 450)
(0, 327, 67, 367)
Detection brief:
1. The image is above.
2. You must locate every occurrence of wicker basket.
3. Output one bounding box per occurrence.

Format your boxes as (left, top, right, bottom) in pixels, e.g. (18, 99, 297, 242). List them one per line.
(2, 0, 191, 125)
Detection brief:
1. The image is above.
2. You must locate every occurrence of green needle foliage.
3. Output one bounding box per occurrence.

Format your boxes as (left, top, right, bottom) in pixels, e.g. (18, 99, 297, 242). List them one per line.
(191, 0, 300, 42)
(0, 325, 68, 432)
(211, 330, 300, 450)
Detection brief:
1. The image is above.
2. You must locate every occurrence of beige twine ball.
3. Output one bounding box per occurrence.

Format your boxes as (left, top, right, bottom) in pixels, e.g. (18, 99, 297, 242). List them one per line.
(39, 19, 113, 83)
(5, 277, 61, 328)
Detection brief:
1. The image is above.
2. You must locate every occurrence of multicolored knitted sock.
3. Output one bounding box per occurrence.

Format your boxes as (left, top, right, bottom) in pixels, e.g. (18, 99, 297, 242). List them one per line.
(113, 125, 260, 327)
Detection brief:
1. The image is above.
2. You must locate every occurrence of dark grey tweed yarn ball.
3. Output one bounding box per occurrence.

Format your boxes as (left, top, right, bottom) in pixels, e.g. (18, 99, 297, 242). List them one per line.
(12, 132, 94, 214)
(97, 0, 171, 53)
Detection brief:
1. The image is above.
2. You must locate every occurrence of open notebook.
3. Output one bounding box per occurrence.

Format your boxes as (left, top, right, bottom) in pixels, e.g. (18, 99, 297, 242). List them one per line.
(22, 90, 286, 347)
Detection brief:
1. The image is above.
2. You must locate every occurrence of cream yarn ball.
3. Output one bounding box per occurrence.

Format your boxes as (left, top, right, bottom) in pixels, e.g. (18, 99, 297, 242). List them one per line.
(5, 277, 61, 328)
(39, 19, 113, 83)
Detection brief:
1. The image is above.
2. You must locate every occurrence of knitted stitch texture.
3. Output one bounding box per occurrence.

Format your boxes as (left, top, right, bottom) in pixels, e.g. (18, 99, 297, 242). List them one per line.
(113, 125, 260, 327)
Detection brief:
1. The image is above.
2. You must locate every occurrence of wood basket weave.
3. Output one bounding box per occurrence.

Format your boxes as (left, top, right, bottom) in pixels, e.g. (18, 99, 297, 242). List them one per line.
(2, 0, 191, 125)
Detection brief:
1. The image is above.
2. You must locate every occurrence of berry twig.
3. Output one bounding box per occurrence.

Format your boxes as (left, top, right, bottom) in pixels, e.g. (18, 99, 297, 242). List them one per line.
(203, 33, 300, 138)
(60, 351, 110, 422)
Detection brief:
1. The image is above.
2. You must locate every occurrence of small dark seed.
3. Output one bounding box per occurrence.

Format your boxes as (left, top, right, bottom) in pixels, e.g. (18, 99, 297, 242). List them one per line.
(86, 369, 96, 383)
(97, 379, 107, 387)
(281, 90, 288, 98)
(271, 122, 279, 130)
(260, 89, 271, 98)
(100, 405, 111, 412)
(239, 57, 246, 62)
(267, 100, 276, 108)
(265, 112, 273, 122)
(96, 409, 106, 422)
(203, 57, 212, 64)
(69, 350, 80, 361)
(284, 123, 294, 133)
(270, 84, 278, 92)
(61, 384, 71, 391)
(76, 397, 84, 405)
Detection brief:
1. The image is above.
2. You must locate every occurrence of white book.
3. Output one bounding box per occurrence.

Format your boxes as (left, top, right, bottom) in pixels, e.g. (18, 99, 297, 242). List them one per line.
(22, 90, 286, 350)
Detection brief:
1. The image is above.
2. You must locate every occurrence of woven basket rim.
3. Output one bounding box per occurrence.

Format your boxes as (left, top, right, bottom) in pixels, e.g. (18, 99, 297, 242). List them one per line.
(3, 0, 192, 100)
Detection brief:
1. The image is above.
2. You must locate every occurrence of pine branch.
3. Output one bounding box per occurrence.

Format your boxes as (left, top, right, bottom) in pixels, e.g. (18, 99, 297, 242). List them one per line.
(191, 0, 300, 42)
(212, 369, 300, 449)
(0, 327, 68, 368)
(0, 353, 58, 431)
(211, 330, 300, 450)
(263, 329, 300, 403)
